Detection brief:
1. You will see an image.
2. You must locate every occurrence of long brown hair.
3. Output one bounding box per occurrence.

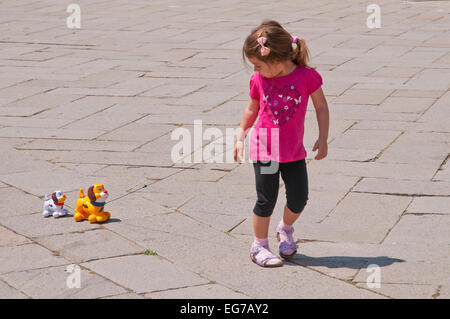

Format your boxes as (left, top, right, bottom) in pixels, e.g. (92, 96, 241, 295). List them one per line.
(242, 20, 311, 68)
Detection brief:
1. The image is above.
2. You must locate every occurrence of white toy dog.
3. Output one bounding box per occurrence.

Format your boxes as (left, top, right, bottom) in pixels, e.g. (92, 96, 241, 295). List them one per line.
(43, 190, 68, 218)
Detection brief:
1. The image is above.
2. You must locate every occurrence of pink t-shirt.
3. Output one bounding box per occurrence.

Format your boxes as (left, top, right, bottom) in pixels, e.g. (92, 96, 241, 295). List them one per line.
(248, 65, 323, 163)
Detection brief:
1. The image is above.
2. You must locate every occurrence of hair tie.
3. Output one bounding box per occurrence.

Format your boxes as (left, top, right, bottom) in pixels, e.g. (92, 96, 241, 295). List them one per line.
(257, 37, 270, 56)
(291, 36, 298, 50)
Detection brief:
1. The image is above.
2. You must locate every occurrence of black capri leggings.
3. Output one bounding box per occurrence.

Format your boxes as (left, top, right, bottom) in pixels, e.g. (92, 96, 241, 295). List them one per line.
(253, 159, 308, 218)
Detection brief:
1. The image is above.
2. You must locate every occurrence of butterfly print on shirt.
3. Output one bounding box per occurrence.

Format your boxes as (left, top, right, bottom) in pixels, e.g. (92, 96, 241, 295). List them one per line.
(262, 84, 302, 126)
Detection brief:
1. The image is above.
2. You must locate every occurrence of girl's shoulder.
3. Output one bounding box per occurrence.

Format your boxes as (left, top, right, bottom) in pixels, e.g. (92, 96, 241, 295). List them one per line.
(250, 71, 262, 79)
(297, 66, 322, 81)
(298, 65, 318, 74)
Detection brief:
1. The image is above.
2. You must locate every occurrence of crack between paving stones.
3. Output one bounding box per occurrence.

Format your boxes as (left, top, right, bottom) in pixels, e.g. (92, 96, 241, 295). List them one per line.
(129, 127, 178, 153)
(318, 176, 364, 224)
(328, 57, 355, 72)
(226, 218, 246, 234)
(53, 161, 177, 168)
(370, 130, 405, 162)
(142, 74, 224, 80)
(0, 277, 31, 299)
(201, 92, 242, 113)
(58, 103, 118, 129)
(0, 107, 52, 118)
(173, 208, 223, 234)
(432, 284, 442, 299)
(15, 224, 180, 297)
(404, 212, 447, 216)
(144, 280, 251, 298)
(431, 152, 449, 181)
(2, 87, 57, 106)
(0, 40, 96, 47)
(180, 52, 200, 62)
(10, 52, 73, 63)
(143, 282, 217, 295)
(0, 223, 80, 281)
(217, 37, 241, 48)
(352, 190, 450, 198)
(174, 195, 196, 211)
(0, 180, 43, 198)
(119, 210, 240, 250)
(414, 92, 446, 122)
(102, 231, 226, 296)
(341, 121, 359, 134)
(138, 83, 208, 100)
(379, 196, 414, 245)
(16, 147, 138, 153)
(75, 263, 136, 296)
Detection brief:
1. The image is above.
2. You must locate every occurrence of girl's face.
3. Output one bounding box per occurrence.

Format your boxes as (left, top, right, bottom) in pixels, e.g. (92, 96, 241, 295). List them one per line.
(248, 57, 284, 79)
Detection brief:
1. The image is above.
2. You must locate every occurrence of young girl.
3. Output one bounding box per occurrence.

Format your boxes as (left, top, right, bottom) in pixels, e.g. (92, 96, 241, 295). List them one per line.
(234, 20, 329, 267)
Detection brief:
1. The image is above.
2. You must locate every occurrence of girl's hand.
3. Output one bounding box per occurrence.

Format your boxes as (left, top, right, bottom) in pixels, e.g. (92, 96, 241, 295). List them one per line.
(312, 139, 328, 160)
(234, 141, 244, 163)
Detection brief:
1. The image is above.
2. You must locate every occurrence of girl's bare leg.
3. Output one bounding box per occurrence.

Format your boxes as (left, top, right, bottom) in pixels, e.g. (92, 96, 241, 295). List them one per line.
(252, 212, 270, 239)
(282, 205, 301, 226)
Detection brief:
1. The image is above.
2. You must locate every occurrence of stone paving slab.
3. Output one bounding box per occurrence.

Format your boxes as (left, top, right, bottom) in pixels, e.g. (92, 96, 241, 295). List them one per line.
(0, 280, 28, 299)
(378, 96, 436, 114)
(35, 228, 145, 264)
(377, 131, 449, 166)
(407, 197, 450, 215)
(382, 215, 450, 246)
(354, 178, 450, 196)
(0, 225, 32, 247)
(96, 123, 176, 143)
(0, 212, 101, 239)
(308, 159, 438, 181)
(81, 255, 209, 294)
(290, 241, 448, 294)
(0, 166, 98, 196)
(0, 265, 127, 299)
(434, 162, 450, 182)
(0, 187, 43, 217)
(105, 215, 384, 298)
(0, 243, 69, 275)
(353, 254, 449, 287)
(320, 192, 412, 244)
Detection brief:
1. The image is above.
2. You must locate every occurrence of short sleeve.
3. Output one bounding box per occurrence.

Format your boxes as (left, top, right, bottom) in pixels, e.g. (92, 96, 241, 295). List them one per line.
(249, 73, 260, 101)
(306, 67, 323, 95)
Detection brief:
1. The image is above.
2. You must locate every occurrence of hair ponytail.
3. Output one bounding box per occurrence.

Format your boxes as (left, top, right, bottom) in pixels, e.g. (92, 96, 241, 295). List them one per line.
(291, 37, 310, 67)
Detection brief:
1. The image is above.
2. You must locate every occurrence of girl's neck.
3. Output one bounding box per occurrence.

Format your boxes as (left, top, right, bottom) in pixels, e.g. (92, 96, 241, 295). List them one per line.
(274, 60, 297, 78)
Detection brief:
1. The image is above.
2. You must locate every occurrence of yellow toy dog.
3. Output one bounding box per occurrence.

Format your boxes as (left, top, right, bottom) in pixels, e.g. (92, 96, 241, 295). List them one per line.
(74, 184, 111, 223)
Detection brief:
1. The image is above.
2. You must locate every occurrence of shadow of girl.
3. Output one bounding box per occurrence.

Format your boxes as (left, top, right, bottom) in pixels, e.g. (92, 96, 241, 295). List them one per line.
(286, 254, 405, 269)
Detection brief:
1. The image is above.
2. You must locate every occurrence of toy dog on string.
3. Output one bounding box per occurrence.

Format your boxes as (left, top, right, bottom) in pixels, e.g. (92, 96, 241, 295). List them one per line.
(43, 191, 68, 218)
(74, 184, 111, 223)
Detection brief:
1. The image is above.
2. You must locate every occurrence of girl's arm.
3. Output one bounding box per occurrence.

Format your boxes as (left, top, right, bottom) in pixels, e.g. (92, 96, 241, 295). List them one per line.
(237, 98, 260, 142)
(310, 87, 329, 160)
(234, 98, 260, 162)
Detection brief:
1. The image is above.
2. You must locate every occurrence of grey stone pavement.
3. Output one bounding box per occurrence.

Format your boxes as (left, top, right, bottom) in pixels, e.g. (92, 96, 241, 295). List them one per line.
(0, 0, 449, 299)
